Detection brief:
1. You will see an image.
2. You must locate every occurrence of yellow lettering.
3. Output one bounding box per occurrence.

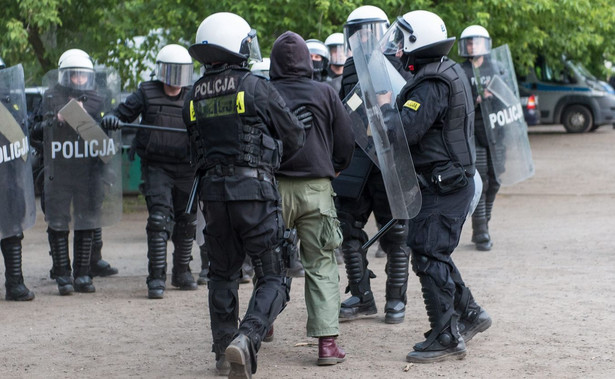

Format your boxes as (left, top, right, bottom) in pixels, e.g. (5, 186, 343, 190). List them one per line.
(236, 91, 245, 114)
(190, 100, 196, 121)
(403, 100, 421, 111)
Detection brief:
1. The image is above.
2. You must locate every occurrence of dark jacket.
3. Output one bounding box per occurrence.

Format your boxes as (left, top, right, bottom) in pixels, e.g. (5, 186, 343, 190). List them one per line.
(113, 81, 191, 165)
(270, 31, 354, 179)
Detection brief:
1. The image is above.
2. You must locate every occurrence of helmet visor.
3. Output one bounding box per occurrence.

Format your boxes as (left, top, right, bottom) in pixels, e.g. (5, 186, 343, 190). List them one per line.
(380, 19, 406, 56)
(343, 20, 389, 55)
(458, 36, 492, 57)
(59, 68, 95, 90)
(156, 62, 194, 87)
(329, 45, 347, 66)
(240, 29, 262, 62)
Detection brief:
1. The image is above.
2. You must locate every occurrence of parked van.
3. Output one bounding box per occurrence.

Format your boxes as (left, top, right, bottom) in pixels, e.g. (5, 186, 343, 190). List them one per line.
(518, 57, 615, 132)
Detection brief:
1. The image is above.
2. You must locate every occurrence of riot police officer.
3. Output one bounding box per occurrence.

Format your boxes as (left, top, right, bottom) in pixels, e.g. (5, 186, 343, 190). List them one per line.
(32, 49, 120, 295)
(306, 39, 330, 83)
(183, 13, 305, 378)
(381, 10, 492, 362)
(0, 60, 35, 301)
(323, 33, 346, 93)
(335, 5, 412, 325)
(459, 25, 500, 251)
(101, 44, 197, 299)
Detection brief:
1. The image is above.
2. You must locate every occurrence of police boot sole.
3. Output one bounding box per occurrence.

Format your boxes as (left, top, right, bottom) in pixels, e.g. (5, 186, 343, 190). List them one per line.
(406, 347, 467, 363)
(339, 304, 378, 320)
(74, 284, 96, 293)
(171, 281, 198, 290)
(6, 289, 35, 301)
(475, 241, 493, 251)
(89, 266, 119, 277)
(384, 311, 405, 324)
(225, 342, 251, 379)
(463, 316, 493, 343)
(197, 277, 209, 285)
(58, 284, 74, 296)
(148, 289, 165, 299)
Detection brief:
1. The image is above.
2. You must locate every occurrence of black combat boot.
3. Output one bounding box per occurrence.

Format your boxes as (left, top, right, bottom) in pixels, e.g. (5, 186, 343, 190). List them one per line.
(471, 217, 492, 251)
(455, 286, 492, 343)
(2, 235, 35, 301)
(147, 231, 168, 299)
(225, 334, 254, 379)
(48, 228, 74, 296)
(384, 246, 410, 324)
(340, 241, 377, 319)
(406, 275, 466, 363)
(209, 278, 240, 375)
(197, 243, 209, 285)
(170, 233, 197, 291)
(73, 230, 96, 293)
(89, 228, 118, 277)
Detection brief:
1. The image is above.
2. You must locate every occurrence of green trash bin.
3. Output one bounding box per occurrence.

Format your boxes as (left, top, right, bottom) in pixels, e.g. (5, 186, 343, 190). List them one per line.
(121, 146, 142, 195)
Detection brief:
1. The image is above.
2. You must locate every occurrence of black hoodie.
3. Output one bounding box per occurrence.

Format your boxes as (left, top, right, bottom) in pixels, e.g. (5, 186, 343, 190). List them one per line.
(270, 31, 354, 179)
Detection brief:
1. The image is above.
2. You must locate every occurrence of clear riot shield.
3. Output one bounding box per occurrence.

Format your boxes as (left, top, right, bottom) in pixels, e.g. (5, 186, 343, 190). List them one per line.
(41, 68, 122, 231)
(349, 30, 421, 219)
(475, 44, 534, 186)
(342, 58, 408, 168)
(0, 64, 36, 239)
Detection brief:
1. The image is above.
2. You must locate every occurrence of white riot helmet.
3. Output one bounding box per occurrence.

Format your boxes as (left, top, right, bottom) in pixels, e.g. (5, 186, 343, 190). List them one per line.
(0, 57, 5, 69)
(324, 32, 346, 66)
(58, 48, 90, 67)
(58, 50, 95, 90)
(250, 57, 270, 79)
(458, 25, 492, 58)
(189, 12, 261, 66)
(381, 10, 455, 71)
(306, 39, 330, 65)
(155, 44, 194, 87)
(343, 5, 389, 55)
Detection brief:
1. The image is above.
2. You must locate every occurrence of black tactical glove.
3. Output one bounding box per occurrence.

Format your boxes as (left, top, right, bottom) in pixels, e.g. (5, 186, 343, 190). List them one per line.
(101, 114, 121, 130)
(292, 105, 313, 130)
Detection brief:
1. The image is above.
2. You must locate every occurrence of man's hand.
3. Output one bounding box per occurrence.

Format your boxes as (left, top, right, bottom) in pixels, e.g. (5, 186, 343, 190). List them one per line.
(101, 114, 121, 130)
(292, 105, 313, 130)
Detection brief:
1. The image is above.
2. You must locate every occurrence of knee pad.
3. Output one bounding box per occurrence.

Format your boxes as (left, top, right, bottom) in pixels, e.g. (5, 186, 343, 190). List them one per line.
(173, 214, 197, 240)
(147, 209, 174, 239)
(338, 212, 367, 243)
(252, 247, 285, 278)
(380, 221, 409, 253)
(411, 253, 431, 275)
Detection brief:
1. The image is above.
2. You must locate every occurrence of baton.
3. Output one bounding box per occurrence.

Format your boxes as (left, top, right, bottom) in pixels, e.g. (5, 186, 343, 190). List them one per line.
(185, 175, 200, 215)
(120, 122, 187, 133)
(361, 219, 398, 251)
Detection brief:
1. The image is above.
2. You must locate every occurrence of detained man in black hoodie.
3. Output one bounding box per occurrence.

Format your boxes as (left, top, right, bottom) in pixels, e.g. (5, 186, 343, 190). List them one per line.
(270, 31, 355, 366)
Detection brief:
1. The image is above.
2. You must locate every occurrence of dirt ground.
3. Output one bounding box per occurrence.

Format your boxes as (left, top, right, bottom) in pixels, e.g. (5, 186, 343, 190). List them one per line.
(2, 123, 615, 378)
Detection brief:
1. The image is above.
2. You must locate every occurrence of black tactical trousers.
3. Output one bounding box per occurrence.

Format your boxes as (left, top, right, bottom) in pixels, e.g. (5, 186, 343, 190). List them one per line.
(473, 145, 501, 222)
(408, 179, 475, 338)
(141, 162, 196, 279)
(336, 171, 409, 304)
(203, 198, 290, 360)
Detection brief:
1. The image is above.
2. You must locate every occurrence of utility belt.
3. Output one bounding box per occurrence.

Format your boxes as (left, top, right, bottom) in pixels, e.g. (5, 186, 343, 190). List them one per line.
(204, 164, 274, 184)
(416, 161, 469, 195)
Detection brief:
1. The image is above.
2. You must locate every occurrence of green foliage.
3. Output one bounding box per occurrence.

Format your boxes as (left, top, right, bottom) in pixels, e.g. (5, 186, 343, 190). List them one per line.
(1, 0, 614, 88)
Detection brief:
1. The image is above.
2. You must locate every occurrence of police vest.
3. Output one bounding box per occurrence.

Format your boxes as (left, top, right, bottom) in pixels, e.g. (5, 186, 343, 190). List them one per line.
(136, 81, 190, 163)
(190, 67, 281, 173)
(398, 58, 476, 175)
